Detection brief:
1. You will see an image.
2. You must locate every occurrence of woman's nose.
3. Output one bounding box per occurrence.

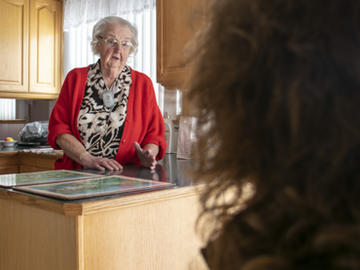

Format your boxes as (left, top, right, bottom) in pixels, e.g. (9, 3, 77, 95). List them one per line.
(113, 44, 121, 52)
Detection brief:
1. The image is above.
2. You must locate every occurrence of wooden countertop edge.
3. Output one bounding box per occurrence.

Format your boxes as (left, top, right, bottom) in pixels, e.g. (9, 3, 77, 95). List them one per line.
(0, 150, 63, 158)
(19, 151, 63, 159)
(78, 185, 204, 216)
(19, 151, 63, 156)
(0, 188, 68, 215)
(0, 185, 204, 216)
(0, 151, 19, 156)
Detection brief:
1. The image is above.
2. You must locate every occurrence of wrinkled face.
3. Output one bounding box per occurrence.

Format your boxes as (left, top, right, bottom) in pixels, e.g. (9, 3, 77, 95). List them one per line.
(97, 23, 133, 75)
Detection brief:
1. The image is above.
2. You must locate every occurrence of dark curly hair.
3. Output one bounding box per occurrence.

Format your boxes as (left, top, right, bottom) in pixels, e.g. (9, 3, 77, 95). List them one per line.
(187, 0, 360, 269)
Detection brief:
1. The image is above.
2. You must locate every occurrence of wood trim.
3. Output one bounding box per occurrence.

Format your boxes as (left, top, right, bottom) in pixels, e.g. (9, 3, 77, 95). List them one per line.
(0, 188, 66, 214)
(0, 92, 58, 99)
(0, 184, 203, 217)
(0, 119, 27, 123)
(80, 185, 203, 215)
(76, 215, 85, 270)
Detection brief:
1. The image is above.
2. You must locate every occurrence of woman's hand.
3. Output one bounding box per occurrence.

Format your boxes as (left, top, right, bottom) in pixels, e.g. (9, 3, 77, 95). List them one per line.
(134, 142, 158, 170)
(80, 152, 123, 171)
(56, 133, 122, 171)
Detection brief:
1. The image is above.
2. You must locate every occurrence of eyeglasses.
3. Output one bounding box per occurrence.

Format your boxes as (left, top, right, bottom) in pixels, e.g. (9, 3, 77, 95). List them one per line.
(98, 36, 133, 50)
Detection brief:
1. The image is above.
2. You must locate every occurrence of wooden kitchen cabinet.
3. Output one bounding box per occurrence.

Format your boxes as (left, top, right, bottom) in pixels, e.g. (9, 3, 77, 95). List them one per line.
(0, 151, 61, 174)
(0, 0, 62, 99)
(0, 152, 19, 174)
(0, 0, 29, 93)
(29, 0, 62, 95)
(156, 0, 208, 90)
(19, 151, 59, 172)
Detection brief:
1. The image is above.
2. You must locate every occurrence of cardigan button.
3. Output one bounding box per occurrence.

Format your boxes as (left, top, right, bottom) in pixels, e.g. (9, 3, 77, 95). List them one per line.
(122, 139, 126, 144)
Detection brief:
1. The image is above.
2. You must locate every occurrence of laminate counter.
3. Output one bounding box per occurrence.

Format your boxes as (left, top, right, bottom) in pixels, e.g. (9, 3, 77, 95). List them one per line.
(0, 154, 207, 270)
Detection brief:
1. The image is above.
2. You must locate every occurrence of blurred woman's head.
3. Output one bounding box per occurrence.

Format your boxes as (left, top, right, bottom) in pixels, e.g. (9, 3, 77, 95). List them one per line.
(190, 0, 360, 206)
(188, 0, 360, 268)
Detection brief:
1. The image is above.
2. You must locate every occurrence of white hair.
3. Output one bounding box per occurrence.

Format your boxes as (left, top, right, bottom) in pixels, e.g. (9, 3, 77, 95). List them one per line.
(91, 16, 138, 55)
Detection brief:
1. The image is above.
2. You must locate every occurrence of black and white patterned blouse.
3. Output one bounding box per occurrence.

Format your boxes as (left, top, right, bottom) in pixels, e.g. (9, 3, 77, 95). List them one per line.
(77, 60, 132, 159)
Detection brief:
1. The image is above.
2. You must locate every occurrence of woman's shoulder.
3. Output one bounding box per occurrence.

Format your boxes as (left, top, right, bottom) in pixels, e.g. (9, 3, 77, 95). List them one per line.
(130, 67, 152, 83)
(61, 66, 90, 94)
(66, 66, 90, 78)
(129, 68, 156, 99)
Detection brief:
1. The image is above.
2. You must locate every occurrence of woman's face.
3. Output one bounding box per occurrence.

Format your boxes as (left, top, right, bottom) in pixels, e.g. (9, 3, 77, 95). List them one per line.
(98, 23, 133, 75)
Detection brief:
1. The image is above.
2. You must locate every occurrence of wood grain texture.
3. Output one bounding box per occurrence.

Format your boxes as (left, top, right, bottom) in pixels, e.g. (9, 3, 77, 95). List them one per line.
(80, 186, 202, 215)
(0, 151, 61, 174)
(19, 151, 60, 172)
(0, 198, 78, 270)
(76, 216, 85, 270)
(0, 183, 203, 216)
(156, 0, 208, 90)
(0, 151, 19, 173)
(0, 185, 208, 270)
(83, 191, 207, 270)
(29, 0, 62, 94)
(0, 0, 29, 92)
(0, 0, 62, 99)
(0, 188, 69, 214)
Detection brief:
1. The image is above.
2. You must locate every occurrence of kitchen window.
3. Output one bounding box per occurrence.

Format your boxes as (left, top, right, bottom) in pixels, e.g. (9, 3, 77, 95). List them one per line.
(0, 99, 16, 121)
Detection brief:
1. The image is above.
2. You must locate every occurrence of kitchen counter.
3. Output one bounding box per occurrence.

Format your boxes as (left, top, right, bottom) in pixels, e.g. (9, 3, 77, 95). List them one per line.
(81, 153, 193, 189)
(0, 155, 206, 270)
(0, 143, 62, 154)
(0, 146, 193, 186)
(0, 146, 63, 174)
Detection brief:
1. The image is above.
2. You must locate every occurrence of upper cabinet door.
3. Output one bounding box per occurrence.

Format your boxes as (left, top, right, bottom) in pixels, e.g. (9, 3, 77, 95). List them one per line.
(29, 0, 61, 94)
(157, 0, 207, 90)
(0, 0, 29, 92)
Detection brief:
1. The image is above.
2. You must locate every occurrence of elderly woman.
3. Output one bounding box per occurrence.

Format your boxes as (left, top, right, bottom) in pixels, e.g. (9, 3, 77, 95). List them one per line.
(48, 16, 165, 171)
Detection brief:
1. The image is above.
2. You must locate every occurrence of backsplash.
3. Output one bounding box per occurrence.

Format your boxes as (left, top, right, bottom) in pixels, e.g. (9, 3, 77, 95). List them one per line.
(0, 100, 55, 140)
(0, 123, 25, 140)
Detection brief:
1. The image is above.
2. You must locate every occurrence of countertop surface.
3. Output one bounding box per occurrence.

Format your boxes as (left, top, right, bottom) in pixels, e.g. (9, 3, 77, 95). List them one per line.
(75, 153, 194, 188)
(0, 144, 61, 154)
(0, 145, 193, 187)
(0, 153, 196, 206)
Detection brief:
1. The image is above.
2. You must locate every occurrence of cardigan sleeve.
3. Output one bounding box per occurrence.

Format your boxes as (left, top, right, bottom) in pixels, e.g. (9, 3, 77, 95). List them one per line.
(48, 69, 85, 149)
(140, 78, 167, 161)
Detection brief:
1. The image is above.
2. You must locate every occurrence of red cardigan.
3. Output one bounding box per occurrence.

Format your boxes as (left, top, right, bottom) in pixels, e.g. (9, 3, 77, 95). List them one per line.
(48, 66, 166, 170)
